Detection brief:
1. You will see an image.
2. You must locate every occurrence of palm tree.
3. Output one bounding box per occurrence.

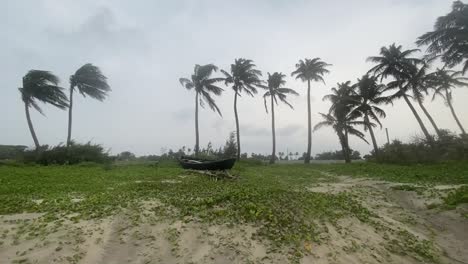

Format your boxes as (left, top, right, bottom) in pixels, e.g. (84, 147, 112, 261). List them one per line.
(67, 64, 110, 146)
(417, 1, 468, 74)
(403, 64, 443, 137)
(429, 69, 468, 135)
(19, 70, 69, 150)
(314, 108, 369, 163)
(263, 72, 299, 164)
(323, 81, 355, 114)
(367, 44, 434, 144)
(180, 64, 224, 156)
(221, 58, 263, 160)
(351, 75, 389, 156)
(323, 82, 363, 160)
(291, 58, 331, 163)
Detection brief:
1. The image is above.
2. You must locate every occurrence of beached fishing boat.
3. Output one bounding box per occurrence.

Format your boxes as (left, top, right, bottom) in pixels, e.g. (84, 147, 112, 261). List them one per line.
(178, 157, 236, 170)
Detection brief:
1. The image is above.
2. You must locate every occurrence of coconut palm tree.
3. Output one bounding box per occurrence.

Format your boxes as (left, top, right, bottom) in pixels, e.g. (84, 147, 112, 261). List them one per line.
(19, 70, 69, 150)
(417, 1, 468, 74)
(291, 58, 331, 163)
(351, 75, 389, 156)
(314, 107, 369, 163)
(367, 44, 434, 144)
(323, 81, 355, 114)
(263, 72, 299, 164)
(401, 64, 443, 137)
(221, 58, 263, 160)
(67, 64, 110, 146)
(429, 69, 468, 135)
(180, 64, 224, 156)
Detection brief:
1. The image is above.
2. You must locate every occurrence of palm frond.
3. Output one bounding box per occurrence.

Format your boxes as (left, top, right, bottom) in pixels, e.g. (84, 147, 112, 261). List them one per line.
(71, 64, 110, 101)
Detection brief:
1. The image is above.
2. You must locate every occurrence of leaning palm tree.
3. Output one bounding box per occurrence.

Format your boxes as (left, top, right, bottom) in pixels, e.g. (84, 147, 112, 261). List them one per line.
(417, 1, 468, 74)
(179, 64, 224, 155)
(263, 72, 299, 164)
(351, 75, 389, 156)
(19, 70, 69, 150)
(314, 107, 369, 163)
(404, 64, 443, 137)
(291, 58, 331, 163)
(429, 69, 468, 135)
(67, 64, 110, 146)
(221, 58, 263, 160)
(367, 44, 434, 144)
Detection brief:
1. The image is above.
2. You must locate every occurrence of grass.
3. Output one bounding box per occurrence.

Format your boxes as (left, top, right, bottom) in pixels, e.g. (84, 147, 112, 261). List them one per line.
(315, 161, 468, 184)
(0, 160, 467, 262)
(0, 162, 370, 246)
(444, 186, 468, 208)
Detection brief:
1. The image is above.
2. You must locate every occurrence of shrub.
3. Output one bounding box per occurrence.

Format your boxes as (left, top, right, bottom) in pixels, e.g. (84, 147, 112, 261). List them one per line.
(371, 130, 468, 164)
(20, 142, 110, 165)
(0, 145, 28, 160)
(315, 150, 361, 160)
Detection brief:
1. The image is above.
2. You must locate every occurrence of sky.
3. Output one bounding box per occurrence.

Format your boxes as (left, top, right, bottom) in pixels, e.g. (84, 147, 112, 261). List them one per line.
(1, 0, 467, 157)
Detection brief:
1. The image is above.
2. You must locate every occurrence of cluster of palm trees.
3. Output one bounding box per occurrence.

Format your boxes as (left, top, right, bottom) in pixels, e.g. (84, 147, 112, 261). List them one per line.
(19, 64, 110, 150)
(181, 1, 467, 164)
(180, 58, 330, 164)
(314, 1, 468, 163)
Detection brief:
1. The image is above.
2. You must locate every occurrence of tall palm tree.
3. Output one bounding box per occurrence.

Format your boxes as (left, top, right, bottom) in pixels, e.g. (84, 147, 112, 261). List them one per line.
(351, 75, 389, 156)
(404, 64, 443, 137)
(67, 64, 110, 146)
(291, 58, 331, 163)
(19, 70, 69, 150)
(367, 44, 434, 144)
(180, 64, 224, 155)
(429, 69, 468, 135)
(263, 72, 299, 164)
(417, 1, 468, 74)
(221, 58, 263, 160)
(314, 108, 369, 163)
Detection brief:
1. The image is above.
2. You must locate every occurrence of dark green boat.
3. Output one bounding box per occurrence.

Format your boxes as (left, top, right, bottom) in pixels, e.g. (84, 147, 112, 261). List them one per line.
(179, 157, 236, 170)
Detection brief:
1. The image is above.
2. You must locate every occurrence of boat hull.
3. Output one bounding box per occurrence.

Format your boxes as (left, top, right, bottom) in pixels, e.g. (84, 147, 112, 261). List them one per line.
(179, 157, 236, 170)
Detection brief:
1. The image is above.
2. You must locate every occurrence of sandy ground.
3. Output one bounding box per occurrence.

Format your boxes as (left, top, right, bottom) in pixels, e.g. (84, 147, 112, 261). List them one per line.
(1, 176, 467, 264)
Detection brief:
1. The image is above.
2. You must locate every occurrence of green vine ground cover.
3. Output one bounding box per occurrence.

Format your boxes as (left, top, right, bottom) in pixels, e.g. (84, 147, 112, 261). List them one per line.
(0, 160, 467, 261)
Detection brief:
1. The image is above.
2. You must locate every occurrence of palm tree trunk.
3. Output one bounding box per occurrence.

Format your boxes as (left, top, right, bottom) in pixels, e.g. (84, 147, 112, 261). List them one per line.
(194, 92, 200, 156)
(234, 91, 241, 160)
(416, 97, 441, 138)
(344, 129, 351, 163)
(305, 79, 312, 164)
(67, 87, 74, 147)
(338, 132, 350, 163)
(446, 90, 466, 135)
(270, 95, 276, 164)
(365, 114, 379, 156)
(401, 92, 434, 144)
(25, 103, 40, 150)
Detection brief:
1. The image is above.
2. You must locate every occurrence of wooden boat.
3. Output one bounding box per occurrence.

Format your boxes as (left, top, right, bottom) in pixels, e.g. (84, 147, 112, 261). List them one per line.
(178, 156, 236, 170)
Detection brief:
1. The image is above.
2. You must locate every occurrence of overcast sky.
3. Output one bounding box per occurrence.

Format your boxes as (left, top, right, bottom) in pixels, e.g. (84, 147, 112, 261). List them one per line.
(1, 0, 467, 156)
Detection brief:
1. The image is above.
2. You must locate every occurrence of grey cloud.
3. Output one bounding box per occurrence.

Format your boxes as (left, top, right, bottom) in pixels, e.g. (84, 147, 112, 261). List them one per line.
(277, 125, 303, 137)
(171, 108, 192, 121)
(241, 125, 270, 137)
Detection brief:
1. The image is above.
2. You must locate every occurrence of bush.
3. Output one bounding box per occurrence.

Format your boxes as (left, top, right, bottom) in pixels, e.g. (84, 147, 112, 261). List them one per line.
(315, 150, 361, 160)
(0, 145, 28, 160)
(20, 142, 110, 165)
(371, 130, 468, 164)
